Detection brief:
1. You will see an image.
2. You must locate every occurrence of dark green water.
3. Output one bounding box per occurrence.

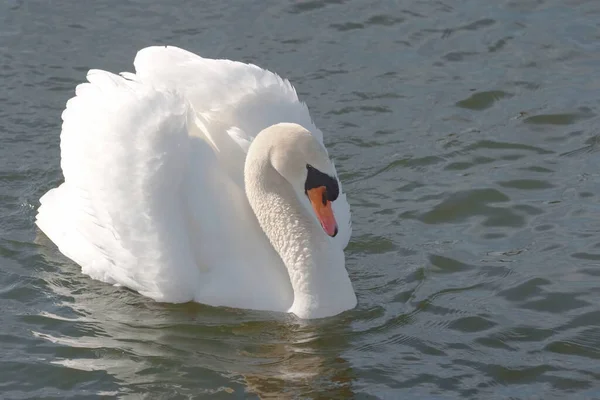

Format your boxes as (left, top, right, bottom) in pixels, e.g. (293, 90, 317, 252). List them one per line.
(2, 1, 600, 398)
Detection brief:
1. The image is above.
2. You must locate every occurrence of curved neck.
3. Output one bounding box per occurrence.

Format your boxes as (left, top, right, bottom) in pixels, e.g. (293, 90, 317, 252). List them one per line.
(245, 155, 356, 319)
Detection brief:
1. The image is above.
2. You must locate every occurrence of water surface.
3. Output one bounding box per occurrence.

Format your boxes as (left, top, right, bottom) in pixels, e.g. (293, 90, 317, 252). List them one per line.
(2, 1, 600, 398)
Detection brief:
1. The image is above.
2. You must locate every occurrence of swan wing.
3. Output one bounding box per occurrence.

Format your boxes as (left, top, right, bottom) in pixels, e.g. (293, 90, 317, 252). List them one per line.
(36, 70, 202, 302)
(37, 68, 293, 309)
(134, 46, 352, 248)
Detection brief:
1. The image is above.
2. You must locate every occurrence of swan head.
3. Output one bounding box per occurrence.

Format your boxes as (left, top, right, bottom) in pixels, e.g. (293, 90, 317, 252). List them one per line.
(258, 123, 340, 237)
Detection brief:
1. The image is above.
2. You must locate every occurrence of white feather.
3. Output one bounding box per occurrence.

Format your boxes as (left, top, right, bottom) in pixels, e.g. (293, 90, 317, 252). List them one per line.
(37, 46, 352, 312)
(134, 46, 351, 247)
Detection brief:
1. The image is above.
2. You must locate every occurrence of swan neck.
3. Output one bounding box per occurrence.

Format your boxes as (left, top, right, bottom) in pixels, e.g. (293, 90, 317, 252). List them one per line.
(245, 155, 356, 319)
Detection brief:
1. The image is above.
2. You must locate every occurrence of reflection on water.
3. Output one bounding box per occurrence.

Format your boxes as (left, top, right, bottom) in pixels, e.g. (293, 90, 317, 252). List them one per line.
(35, 233, 357, 399)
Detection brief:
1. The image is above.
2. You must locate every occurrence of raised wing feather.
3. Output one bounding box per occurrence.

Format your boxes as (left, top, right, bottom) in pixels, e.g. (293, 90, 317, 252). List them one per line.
(36, 70, 202, 301)
(134, 46, 323, 144)
(134, 46, 352, 248)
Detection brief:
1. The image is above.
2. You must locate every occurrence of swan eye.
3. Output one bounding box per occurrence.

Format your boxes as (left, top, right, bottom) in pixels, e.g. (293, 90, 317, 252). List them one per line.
(305, 164, 339, 202)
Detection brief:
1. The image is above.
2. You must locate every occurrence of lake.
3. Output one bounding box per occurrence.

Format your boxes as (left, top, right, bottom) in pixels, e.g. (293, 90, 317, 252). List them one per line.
(1, 0, 600, 398)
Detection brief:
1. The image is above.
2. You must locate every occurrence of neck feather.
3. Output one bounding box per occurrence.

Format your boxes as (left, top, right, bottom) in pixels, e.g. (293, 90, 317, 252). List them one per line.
(245, 156, 356, 319)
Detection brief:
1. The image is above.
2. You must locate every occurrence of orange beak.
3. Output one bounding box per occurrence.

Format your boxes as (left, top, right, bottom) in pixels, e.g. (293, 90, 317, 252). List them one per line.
(307, 186, 338, 237)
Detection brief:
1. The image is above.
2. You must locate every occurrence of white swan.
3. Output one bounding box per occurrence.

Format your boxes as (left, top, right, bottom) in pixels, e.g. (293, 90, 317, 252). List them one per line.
(36, 46, 356, 319)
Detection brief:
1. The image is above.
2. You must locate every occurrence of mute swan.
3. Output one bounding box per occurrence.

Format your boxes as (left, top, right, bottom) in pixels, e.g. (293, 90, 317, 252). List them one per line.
(36, 46, 356, 319)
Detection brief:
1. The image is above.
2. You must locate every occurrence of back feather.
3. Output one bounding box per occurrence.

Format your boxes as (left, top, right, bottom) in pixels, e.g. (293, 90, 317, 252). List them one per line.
(134, 46, 352, 248)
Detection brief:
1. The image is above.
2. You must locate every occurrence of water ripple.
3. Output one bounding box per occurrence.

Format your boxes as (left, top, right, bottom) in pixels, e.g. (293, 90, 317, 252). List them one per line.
(4, 0, 600, 398)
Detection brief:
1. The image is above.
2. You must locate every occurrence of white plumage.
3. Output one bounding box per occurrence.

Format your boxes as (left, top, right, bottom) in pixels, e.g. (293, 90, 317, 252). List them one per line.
(37, 46, 354, 318)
